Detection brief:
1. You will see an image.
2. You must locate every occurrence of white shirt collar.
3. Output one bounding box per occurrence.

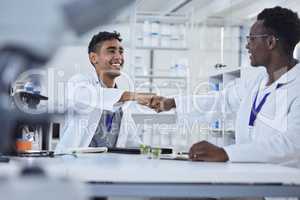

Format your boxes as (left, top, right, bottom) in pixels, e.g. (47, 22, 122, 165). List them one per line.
(259, 62, 300, 91)
(276, 62, 300, 85)
(90, 65, 100, 84)
(90, 65, 117, 88)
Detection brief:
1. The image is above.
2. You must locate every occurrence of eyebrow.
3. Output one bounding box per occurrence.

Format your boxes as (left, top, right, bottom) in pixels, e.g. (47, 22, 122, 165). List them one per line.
(106, 46, 124, 51)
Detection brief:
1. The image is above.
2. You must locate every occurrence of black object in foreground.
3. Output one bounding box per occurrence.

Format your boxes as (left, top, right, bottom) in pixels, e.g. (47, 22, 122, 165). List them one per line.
(0, 156, 10, 162)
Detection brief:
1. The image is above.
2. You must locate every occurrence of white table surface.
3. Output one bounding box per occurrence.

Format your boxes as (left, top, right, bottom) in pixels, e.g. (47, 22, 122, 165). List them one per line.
(1, 153, 300, 198)
(2, 153, 300, 184)
(55, 153, 300, 184)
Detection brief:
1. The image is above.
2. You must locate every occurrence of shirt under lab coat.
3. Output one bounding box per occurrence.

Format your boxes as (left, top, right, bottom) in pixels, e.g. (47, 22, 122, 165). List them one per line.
(175, 63, 300, 168)
(55, 68, 142, 153)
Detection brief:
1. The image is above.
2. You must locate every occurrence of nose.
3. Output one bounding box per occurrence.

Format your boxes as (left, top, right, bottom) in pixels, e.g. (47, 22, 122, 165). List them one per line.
(113, 51, 123, 60)
(113, 52, 124, 66)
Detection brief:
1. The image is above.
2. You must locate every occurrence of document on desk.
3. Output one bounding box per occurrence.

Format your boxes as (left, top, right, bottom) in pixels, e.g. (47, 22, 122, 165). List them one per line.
(66, 147, 108, 154)
(159, 154, 189, 161)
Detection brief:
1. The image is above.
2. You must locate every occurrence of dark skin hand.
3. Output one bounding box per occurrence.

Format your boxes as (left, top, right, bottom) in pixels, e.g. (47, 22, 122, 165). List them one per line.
(189, 141, 229, 162)
(149, 96, 176, 113)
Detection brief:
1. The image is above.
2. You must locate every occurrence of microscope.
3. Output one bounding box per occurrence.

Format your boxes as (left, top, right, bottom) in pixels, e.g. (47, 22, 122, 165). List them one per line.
(12, 81, 51, 154)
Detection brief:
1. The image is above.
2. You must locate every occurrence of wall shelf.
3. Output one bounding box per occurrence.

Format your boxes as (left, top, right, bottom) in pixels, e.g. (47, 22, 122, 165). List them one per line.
(133, 12, 191, 95)
(208, 67, 241, 78)
(135, 75, 187, 79)
(136, 46, 189, 51)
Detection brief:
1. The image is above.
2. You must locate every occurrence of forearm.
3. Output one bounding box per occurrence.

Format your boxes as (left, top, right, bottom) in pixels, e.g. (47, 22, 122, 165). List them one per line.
(119, 91, 135, 102)
(119, 92, 155, 106)
(224, 136, 298, 164)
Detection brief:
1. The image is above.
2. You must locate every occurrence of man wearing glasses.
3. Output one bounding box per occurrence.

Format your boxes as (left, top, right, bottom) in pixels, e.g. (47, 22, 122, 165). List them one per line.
(146, 6, 300, 167)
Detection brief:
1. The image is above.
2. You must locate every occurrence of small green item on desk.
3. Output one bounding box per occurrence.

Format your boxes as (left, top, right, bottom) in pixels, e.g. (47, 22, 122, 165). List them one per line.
(140, 144, 151, 155)
(151, 147, 161, 159)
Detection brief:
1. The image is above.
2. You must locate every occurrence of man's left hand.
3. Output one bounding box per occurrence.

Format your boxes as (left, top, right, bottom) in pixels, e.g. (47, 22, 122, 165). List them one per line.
(189, 141, 229, 162)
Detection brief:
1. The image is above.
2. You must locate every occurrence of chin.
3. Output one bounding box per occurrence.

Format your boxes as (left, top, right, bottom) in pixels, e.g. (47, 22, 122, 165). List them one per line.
(251, 63, 259, 67)
(108, 71, 121, 78)
(250, 60, 259, 67)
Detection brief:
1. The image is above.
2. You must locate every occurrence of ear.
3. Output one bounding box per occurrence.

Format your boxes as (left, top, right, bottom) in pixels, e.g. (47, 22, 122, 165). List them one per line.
(267, 36, 277, 50)
(89, 52, 98, 65)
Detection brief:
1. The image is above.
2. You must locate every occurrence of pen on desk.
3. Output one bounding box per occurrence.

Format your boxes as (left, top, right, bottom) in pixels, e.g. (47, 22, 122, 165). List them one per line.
(52, 152, 78, 158)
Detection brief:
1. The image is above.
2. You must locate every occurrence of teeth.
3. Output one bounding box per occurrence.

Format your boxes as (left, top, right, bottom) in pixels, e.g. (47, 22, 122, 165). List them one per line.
(112, 63, 121, 66)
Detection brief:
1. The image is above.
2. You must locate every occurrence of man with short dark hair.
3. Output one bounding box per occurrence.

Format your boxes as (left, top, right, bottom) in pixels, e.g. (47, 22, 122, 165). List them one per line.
(148, 7, 300, 167)
(88, 31, 124, 82)
(56, 31, 150, 151)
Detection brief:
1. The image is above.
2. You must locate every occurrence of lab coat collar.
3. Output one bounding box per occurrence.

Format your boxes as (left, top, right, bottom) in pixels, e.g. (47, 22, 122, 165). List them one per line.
(98, 77, 118, 89)
(261, 62, 300, 90)
(90, 65, 100, 85)
(274, 62, 300, 85)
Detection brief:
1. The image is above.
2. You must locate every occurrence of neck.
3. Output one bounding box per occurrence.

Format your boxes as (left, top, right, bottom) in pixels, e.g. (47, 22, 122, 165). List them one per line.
(101, 75, 115, 88)
(266, 55, 297, 86)
(94, 66, 116, 88)
(98, 72, 115, 88)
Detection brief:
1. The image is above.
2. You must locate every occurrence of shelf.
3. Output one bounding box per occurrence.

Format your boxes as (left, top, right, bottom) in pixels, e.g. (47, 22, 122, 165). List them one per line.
(199, 128, 235, 132)
(208, 67, 241, 77)
(135, 85, 186, 89)
(135, 75, 187, 79)
(131, 113, 176, 124)
(133, 11, 190, 96)
(210, 129, 235, 133)
(136, 46, 188, 51)
(136, 12, 189, 24)
(198, 49, 239, 52)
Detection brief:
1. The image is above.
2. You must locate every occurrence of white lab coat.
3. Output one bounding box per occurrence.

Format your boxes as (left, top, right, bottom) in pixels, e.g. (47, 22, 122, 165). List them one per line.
(55, 68, 142, 152)
(175, 64, 300, 168)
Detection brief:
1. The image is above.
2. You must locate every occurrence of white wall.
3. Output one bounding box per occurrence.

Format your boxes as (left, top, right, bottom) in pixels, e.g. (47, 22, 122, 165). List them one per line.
(186, 24, 241, 94)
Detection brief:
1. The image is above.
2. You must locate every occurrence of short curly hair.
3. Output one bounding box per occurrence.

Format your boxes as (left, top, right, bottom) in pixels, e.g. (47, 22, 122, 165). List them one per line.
(88, 31, 122, 54)
(257, 6, 300, 54)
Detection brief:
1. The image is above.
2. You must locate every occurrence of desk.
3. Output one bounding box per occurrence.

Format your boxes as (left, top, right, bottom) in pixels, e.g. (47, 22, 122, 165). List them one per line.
(1, 153, 300, 198)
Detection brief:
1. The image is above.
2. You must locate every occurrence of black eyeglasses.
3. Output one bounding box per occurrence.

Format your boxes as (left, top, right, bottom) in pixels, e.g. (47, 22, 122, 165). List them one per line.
(246, 34, 279, 43)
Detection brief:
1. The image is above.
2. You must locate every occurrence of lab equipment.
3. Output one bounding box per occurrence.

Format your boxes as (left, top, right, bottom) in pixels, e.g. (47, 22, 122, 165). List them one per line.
(11, 81, 49, 153)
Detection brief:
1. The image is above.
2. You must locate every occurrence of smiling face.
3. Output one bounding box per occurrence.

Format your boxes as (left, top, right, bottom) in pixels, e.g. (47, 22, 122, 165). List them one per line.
(246, 20, 272, 67)
(89, 39, 124, 79)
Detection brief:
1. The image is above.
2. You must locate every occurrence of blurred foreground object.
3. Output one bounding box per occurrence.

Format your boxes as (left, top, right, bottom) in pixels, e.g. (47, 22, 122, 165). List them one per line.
(0, 0, 135, 155)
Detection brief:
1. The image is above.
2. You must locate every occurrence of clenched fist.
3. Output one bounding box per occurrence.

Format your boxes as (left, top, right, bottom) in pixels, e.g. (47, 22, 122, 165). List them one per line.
(149, 96, 176, 112)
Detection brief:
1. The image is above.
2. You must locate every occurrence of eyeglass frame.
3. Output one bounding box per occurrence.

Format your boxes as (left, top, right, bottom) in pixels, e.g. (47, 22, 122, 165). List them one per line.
(246, 34, 279, 43)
